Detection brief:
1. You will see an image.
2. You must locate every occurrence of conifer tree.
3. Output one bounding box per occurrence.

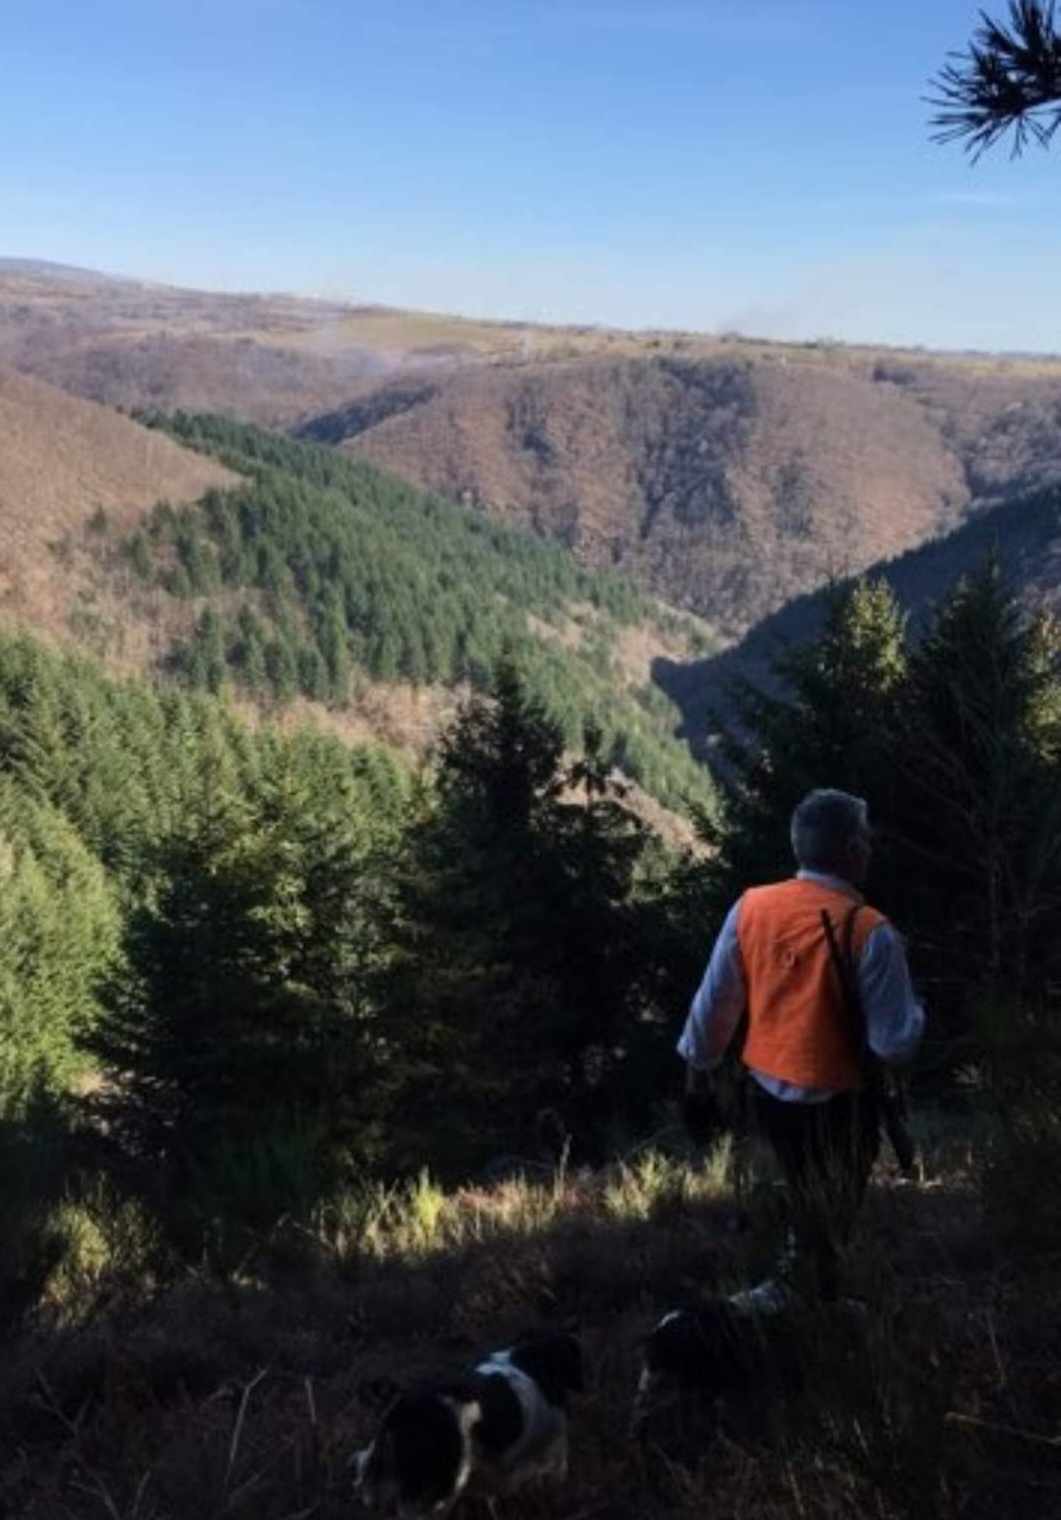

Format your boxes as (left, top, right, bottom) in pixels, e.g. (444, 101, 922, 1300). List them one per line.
(0, 782, 120, 1114)
(185, 609, 227, 694)
(386, 660, 657, 1168)
(930, 2, 1061, 158)
(712, 578, 908, 905)
(893, 559, 1061, 1007)
(89, 754, 391, 1198)
(546, 725, 661, 1137)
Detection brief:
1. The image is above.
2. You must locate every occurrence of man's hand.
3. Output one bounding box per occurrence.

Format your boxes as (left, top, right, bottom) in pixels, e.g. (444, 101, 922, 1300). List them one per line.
(682, 1065, 722, 1147)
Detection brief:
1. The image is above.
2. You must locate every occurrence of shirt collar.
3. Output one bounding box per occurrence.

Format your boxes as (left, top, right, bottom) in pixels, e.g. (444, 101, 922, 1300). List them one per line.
(796, 868, 863, 903)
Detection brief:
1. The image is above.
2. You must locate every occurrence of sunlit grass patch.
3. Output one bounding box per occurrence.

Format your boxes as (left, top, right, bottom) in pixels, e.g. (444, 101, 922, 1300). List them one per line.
(601, 1140, 735, 1223)
(28, 1181, 165, 1326)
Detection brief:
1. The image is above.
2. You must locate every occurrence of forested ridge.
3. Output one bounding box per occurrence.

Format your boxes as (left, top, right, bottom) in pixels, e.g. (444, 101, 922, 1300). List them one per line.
(116, 410, 715, 813)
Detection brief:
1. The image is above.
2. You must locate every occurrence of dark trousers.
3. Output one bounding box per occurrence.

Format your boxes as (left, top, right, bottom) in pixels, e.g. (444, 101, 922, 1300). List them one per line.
(753, 1088, 880, 1302)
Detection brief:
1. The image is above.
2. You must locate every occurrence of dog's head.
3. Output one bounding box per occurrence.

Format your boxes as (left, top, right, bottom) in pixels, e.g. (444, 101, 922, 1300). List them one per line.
(633, 1300, 807, 1439)
(632, 1304, 755, 1430)
(350, 1333, 583, 1513)
(504, 1330, 584, 1408)
(351, 1377, 483, 1519)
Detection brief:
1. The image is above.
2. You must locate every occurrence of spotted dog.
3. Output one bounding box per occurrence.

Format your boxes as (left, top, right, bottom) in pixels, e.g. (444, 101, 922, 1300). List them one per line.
(351, 1331, 583, 1518)
(633, 1302, 804, 1445)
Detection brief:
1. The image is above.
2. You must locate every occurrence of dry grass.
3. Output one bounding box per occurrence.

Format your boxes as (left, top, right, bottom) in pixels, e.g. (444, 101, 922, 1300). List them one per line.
(2, 1123, 1059, 1520)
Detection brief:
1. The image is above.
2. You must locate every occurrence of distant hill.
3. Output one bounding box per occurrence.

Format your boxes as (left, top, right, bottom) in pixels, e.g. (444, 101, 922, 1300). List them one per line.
(0, 258, 129, 284)
(10, 259, 1061, 798)
(0, 370, 236, 646)
(656, 482, 1061, 752)
(303, 352, 1061, 639)
(0, 261, 709, 427)
(0, 267, 389, 427)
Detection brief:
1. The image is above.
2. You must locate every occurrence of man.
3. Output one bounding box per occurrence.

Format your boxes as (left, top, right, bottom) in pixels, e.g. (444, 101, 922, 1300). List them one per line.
(678, 788, 924, 1310)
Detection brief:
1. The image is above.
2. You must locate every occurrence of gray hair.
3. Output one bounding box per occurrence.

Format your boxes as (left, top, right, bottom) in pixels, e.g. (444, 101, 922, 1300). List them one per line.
(790, 789, 868, 871)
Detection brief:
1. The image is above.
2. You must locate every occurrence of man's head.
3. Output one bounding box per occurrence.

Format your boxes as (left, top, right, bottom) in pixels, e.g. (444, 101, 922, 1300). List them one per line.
(790, 789, 872, 885)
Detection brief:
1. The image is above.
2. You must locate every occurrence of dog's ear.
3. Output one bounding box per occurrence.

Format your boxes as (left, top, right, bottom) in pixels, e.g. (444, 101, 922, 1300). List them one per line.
(357, 1375, 403, 1413)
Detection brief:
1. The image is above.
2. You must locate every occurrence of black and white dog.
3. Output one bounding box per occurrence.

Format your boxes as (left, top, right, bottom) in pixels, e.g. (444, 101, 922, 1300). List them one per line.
(632, 1302, 803, 1440)
(351, 1331, 583, 1518)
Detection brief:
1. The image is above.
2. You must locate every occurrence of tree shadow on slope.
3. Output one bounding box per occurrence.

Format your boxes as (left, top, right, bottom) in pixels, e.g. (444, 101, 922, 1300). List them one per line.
(1, 1130, 1058, 1520)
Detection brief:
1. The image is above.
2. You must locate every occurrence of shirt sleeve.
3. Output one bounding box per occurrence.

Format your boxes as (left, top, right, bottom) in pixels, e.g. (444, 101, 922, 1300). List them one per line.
(857, 922, 925, 1065)
(677, 899, 747, 1071)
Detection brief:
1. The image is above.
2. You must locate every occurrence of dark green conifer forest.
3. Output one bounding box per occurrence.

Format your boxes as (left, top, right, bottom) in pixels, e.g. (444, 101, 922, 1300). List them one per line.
(3, 550, 1059, 1235)
(123, 411, 715, 813)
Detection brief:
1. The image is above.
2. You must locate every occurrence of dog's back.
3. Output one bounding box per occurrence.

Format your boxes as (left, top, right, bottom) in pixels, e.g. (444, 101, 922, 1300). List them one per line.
(471, 1334, 582, 1491)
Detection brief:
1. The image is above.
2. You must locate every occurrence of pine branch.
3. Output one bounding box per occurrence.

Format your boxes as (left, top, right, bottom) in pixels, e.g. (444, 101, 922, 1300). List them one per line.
(928, 1, 1061, 158)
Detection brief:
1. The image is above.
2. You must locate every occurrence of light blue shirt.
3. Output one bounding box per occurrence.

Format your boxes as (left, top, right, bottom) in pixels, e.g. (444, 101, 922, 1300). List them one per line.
(677, 871, 925, 1103)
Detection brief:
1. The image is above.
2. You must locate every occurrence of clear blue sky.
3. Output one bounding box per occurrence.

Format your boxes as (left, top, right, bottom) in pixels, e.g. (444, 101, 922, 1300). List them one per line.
(5, 1, 1059, 350)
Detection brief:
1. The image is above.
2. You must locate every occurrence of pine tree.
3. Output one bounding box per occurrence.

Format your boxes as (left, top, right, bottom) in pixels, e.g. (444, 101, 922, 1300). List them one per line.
(545, 725, 660, 1140)
(89, 760, 390, 1202)
(264, 636, 299, 704)
(385, 661, 657, 1168)
(930, 2, 1061, 158)
(185, 609, 228, 694)
(894, 559, 1061, 1008)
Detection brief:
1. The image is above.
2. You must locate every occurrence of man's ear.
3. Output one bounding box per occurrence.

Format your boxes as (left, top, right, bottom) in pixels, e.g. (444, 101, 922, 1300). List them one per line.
(357, 1375, 403, 1412)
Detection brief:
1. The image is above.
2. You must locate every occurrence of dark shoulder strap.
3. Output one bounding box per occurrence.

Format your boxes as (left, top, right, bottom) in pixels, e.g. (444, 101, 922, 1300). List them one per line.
(821, 904, 867, 1053)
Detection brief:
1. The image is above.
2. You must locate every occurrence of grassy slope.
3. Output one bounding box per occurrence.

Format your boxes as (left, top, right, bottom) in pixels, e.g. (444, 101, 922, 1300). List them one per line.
(1, 1123, 1056, 1519)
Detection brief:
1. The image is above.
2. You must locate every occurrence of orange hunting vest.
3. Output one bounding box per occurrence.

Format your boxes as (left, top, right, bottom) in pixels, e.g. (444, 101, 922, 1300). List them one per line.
(737, 878, 886, 1091)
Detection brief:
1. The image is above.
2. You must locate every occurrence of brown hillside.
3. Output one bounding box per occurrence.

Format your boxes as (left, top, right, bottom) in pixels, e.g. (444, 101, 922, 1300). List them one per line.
(0, 369, 235, 637)
(15, 330, 392, 430)
(10, 261, 1061, 647)
(873, 359, 1061, 500)
(330, 355, 986, 639)
(0, 262, 688, 426)
(0, 265, 398, 425)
